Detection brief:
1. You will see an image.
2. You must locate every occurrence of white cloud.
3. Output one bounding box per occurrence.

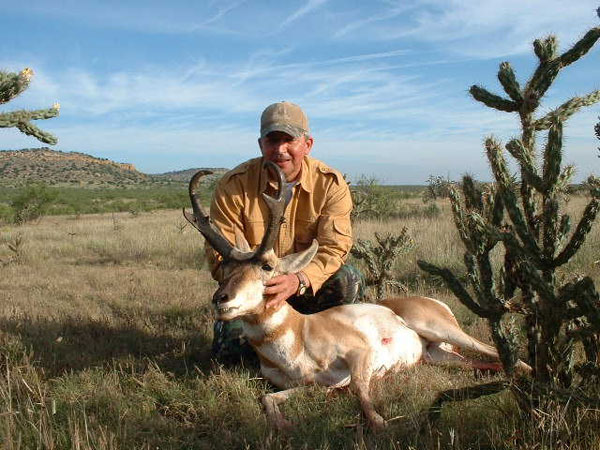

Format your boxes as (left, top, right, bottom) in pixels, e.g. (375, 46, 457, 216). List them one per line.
(332, 0, 600, 58)
(3, 1, 598, 184)
(279, 0, 330, 30)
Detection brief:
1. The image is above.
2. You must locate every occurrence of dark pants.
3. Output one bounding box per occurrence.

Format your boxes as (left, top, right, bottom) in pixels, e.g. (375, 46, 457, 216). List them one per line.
(211, 264, 365, 365)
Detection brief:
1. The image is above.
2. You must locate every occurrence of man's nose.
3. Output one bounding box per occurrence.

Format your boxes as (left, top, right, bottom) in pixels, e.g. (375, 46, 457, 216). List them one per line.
(273, 141, 287, 152)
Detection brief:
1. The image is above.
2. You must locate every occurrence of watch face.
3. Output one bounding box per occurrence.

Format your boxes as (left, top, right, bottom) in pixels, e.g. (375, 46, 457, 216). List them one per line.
(298, 285, 306, 296)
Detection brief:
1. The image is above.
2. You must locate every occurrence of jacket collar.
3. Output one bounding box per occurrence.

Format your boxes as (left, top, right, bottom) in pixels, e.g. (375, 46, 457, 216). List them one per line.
(259, 157, 314, 194)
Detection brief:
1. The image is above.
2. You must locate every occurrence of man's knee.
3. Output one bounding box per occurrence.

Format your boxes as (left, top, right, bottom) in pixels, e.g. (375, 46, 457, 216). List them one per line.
(211, 319, 258, 366)
(308, 264, 365, 312)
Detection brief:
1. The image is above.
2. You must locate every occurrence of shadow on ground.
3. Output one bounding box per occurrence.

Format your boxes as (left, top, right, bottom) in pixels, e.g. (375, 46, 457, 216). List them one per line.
(0, 310, 214, 377)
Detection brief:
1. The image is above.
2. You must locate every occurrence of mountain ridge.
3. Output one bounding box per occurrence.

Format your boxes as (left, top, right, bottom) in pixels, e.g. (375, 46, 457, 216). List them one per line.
(0, 148, 228, 187)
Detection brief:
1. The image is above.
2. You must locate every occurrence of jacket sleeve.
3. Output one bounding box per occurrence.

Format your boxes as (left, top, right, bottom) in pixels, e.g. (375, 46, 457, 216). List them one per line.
(204, 176, 244, 281)
(302, 179, 353, 293)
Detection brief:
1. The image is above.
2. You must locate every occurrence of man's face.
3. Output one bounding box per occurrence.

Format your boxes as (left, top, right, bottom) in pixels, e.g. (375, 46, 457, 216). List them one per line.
(259, 131, 313, 182)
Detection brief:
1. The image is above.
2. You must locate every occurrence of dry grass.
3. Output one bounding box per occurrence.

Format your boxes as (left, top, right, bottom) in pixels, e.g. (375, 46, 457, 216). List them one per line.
(0, 199, 599, 449)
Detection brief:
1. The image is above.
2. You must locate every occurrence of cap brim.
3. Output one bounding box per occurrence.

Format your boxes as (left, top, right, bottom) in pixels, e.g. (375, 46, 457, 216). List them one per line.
(260, 123, 306, 139)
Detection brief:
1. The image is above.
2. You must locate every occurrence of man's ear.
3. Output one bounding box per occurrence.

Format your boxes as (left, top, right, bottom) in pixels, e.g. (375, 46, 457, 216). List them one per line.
(278, 239, 318, 273)
(258, 137, 265, 156)
(304, 136, 314, 156)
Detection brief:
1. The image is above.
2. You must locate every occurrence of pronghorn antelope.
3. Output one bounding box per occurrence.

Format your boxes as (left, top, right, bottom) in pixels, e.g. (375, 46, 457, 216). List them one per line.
(184, 162, 531, 430)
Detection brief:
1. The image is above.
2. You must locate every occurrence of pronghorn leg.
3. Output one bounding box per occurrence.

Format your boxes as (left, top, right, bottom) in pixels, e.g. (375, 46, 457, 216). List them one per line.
(421, 327, 532, 374)
(261, 387, 305, 431)
(424, 342, 503, 372)
(380, 297, 532, 374)
(348, 351, 386, 430)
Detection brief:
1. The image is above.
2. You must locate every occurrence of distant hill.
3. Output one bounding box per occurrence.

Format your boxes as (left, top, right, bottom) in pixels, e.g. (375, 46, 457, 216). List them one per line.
(0, 148, 228, 187)
(152, 167, 229, 182)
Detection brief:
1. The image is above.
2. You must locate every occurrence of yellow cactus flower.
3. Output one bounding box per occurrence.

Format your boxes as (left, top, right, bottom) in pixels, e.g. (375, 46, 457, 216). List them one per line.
(20, 67, 34, 81)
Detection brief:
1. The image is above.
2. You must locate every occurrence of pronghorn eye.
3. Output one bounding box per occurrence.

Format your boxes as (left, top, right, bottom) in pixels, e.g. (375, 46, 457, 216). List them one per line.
(261, 263, 273, 271)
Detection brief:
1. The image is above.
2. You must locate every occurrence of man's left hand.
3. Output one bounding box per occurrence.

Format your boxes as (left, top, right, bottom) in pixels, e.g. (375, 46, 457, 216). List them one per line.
(264, 274, 299, 309)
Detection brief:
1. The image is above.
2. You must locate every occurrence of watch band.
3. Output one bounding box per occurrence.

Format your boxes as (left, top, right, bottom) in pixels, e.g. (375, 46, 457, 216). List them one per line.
(296, 272, 307, 296)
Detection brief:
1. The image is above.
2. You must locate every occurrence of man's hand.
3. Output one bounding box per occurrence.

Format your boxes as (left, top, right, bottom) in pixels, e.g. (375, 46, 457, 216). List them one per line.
(264, 273, 300, 309)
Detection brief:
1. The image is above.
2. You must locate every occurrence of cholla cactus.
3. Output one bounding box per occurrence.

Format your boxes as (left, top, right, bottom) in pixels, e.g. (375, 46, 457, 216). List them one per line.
(351, 228, 413, 300)
(419, 21, 600, 393)
(0, 67, 59, 144)
(596, 116, 599, 158)
(422, 175, 453, 203)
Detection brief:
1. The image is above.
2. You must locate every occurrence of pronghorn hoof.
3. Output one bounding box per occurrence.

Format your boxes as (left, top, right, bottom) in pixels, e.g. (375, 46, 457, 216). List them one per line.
(368, 415, 387, 431)
(273, 417, 293, 432)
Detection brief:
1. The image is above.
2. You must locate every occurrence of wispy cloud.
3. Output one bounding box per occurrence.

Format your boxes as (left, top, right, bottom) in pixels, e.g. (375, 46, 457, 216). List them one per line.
(333, 2, 418, 39)
(193, 0, 248, 29)
(3, 1, 598, 183)
(332, 0, 600, 58)
(279, 0, 330, 30)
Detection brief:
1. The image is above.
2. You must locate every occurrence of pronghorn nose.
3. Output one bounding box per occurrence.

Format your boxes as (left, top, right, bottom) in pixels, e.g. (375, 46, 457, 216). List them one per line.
(213, 291, 228, 304)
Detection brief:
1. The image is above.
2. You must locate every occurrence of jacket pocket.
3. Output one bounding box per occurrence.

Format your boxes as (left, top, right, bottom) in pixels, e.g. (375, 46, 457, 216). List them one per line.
(333, 217, 352, 237)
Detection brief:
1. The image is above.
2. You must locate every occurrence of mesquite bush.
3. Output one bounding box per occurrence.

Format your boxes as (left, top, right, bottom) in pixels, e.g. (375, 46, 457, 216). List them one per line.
(419, 19, 600, 404)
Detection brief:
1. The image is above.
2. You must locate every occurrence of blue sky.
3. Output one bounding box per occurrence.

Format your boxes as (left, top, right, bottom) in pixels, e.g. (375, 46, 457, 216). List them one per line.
(1, 0, 599, 183)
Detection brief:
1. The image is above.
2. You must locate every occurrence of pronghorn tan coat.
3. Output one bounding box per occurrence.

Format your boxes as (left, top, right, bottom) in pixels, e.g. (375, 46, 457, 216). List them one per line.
(184, 164, 531, 430)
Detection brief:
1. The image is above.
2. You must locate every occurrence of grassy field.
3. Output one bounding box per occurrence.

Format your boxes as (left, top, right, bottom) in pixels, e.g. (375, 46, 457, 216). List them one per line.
(0, 182, 417, 223)
(0, 195, 599, 449)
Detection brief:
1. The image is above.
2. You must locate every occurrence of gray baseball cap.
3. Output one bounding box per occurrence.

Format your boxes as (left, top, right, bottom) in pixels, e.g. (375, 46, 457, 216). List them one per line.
(260, 101, 310, 139)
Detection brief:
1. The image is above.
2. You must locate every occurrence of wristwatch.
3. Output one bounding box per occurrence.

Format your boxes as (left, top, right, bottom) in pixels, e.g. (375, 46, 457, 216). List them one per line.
(296, 272, 308, 296)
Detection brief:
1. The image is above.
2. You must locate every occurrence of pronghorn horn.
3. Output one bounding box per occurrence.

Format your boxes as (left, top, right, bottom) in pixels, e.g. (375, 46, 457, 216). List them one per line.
(184, 170, 237, 259)
(253, 160, 289, 257)
(184, 161, 290, 261)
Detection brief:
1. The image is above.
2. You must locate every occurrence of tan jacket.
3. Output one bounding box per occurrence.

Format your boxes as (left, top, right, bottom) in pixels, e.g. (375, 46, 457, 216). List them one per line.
(206, 156, 353, 293)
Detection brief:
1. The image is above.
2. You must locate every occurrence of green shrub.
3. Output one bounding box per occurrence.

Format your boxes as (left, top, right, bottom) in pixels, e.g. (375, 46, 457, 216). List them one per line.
(10, 182, 58, 224)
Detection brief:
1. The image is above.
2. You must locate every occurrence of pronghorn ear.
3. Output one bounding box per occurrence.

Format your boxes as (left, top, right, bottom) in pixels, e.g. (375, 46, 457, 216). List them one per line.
(234, 228, 251, 252)
(278, 239, 318, 273)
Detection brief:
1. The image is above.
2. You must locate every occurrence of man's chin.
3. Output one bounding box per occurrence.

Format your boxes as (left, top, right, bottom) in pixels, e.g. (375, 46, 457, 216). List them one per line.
(271, 162, 298, 181)
(274, 161, 290, 170)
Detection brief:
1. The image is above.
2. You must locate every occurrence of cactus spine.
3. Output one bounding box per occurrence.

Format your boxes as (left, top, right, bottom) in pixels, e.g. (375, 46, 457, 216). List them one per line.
(0, 68, 59, 145)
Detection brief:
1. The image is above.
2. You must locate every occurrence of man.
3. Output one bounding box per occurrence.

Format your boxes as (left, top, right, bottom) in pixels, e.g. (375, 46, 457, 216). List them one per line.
(206, 101, 364, 364)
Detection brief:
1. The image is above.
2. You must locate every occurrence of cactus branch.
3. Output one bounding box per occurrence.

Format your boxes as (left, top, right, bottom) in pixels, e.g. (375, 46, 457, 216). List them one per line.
(553, 197, 600, 267)
(15, 120, 59, 145)
(559, 26, 600, 66)
(0, 68, 59, 144)
(533, 36, 558, 62)
(0, 68, 32, 104)
(542, 119, 563, 191)
(536, 91, 600, 130)
(469, 85, 519, 112)
(526, 60, 561, 102)
(506, 139, 544, 191)
(417, 260, 492, 318)
(498, 62, 523, 103)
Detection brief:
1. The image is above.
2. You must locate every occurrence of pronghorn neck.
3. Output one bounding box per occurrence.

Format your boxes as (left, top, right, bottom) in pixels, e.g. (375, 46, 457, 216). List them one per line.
(241, 301, 304, 347)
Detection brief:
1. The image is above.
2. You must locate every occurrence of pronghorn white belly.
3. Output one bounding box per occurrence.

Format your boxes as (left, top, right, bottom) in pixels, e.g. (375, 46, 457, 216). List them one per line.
(252, 304, 425, 389)
(308, 304, 425, 387)
(337, 304, 425, 375)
